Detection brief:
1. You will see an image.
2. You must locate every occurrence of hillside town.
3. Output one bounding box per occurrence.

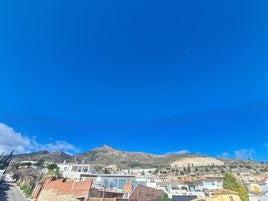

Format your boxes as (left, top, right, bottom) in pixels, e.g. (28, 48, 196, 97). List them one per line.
(1, 0, 267, 200)
(1, 147, 268, 201)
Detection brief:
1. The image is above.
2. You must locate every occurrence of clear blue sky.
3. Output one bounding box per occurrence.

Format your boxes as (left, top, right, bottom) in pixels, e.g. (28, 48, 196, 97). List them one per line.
(0, 0, 268, 161)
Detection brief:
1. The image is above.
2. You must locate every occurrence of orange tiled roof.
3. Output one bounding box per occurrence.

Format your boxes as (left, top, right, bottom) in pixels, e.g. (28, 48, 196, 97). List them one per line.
(43, 179, 92, 197)
(211, 189, 239, 195)
(156, 181, 178, 186)
(192, 177, 223, 183)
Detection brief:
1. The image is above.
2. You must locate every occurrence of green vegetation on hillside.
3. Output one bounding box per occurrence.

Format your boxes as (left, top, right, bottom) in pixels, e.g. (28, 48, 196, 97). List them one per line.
(223, 172, 249, 201)
(20, 185, 33, 197)
(155, 193, 172, 201)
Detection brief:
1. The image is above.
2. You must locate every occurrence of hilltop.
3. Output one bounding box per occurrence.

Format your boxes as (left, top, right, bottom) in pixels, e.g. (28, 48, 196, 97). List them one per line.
(12, 150, 73, 163)
(12, 145, 224, 168)
(73, 145, 224, 169)
(10, 145, 268, 185)
(11, 145, 268, 173)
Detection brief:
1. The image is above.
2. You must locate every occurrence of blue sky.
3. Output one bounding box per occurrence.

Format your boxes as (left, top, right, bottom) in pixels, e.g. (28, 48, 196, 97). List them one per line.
(0, 0, 268, 161)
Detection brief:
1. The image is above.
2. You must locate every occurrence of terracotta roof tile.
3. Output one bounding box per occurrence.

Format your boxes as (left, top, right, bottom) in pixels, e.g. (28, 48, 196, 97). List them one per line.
(43, 179, 92, 197)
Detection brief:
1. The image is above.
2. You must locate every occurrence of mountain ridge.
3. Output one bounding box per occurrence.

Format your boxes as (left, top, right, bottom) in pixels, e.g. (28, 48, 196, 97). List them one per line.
(11, 145, 266, 169)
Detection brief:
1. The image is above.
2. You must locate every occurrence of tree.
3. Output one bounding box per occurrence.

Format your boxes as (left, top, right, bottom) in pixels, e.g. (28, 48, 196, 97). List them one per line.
(46, 164, 61, 179)
(36, 159, 45, 167)
(12, 173, 20, 182)
(155, 193, 172, 201)
(103, 168, 110, 174)
(183, 167, 187, 173)
(223, 172, 249, 201)
(187, 164, 191, 174)
(0, 151, 13, 169)
(47, 163, 58, 171)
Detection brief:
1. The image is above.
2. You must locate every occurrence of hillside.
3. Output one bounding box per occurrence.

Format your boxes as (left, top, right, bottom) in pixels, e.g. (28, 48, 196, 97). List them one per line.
(75, 145, 159, 168)
(74, 145, 226, 169)
(170, 156, 224, 167)
(11, 145, 268, 172)
(12, 145, 224, 169)
(12, 150, 73, 163)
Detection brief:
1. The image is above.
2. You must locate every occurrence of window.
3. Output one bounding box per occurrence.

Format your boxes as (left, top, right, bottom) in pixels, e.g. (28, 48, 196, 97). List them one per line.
(83, 168, 88, 172)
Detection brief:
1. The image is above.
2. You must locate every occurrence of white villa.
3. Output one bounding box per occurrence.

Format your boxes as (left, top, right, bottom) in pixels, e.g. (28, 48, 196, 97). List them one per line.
(57, 163, 96, 180)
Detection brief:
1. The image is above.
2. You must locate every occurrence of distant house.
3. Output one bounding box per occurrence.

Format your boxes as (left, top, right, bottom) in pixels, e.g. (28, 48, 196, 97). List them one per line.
(153, 182, 205, 200)
(248, 183, 268, 201)
(128, 184, 164, 201)
(57, 163, 96, 180)
(33, 177, 164, 201)
(193, 178, 223, 192)
(209, 189, 241, 201)
(191, 189, 242, 201)
(93, 174, 137, 191)
(121, 168, 156, 177)
(257, 190, 268, 201)
(35, 178, 92, 201)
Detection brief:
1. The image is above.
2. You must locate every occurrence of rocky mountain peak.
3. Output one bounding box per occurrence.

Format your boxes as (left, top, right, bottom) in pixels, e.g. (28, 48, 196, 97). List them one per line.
(51, 151, 66, 155)
(15, 145, 262, 170)
(37, 150, 49, 154)
(93, 145, 118, 152)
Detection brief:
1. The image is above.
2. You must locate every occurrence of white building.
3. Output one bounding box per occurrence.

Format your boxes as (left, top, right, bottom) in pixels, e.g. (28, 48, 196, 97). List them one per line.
(122, 168, 156, 175)
(157, 184, 205, 199)
(194, 178, 223, 192)
(57, 163, 96, 180)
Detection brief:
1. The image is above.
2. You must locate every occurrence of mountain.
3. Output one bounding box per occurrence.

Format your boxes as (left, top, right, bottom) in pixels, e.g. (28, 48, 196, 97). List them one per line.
(13, 145, 266, 171)
(12, 145, 223, 168)
(75, 145, 159, 168)
(12, 150, 73, 163)
(74, 145, 224, 169)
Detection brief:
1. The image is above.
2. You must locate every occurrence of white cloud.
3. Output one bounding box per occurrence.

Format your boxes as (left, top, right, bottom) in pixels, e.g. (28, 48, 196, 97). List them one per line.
(218, 152, 229, 158)
(167, 149, 190, 155)
(177, 149, 190, 154)
(0, 123, 32, 154)
(0, 122, 79, 155)
(234, 149, 254, 160)
(39, 141, 79, 154)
